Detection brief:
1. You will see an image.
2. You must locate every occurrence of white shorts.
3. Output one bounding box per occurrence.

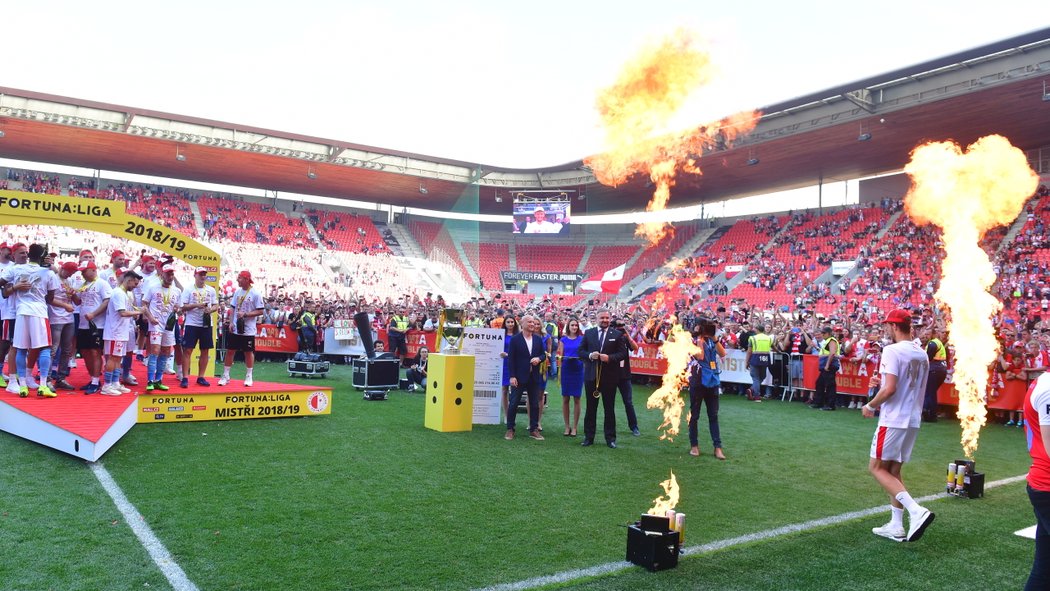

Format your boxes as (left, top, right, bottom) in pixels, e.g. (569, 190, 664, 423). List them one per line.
(12, 316, 52, 350)
(103, 340, 128, 358)
(149, 330, 177, 347)
(870, 426, 919, 463)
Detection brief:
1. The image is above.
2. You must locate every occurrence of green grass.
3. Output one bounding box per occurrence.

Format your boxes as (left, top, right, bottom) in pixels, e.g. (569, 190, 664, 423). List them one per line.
(0, 362, 1037, 590)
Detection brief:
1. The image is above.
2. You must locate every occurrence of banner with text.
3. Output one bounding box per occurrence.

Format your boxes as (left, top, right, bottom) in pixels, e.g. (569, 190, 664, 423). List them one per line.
(137, 388, 332, 423)
(460, 328, 505, 424)
(254, 324, 300, 353)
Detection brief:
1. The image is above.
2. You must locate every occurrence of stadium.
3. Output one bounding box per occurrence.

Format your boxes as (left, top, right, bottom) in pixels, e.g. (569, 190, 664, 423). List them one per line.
(1, 10, 1050, 591)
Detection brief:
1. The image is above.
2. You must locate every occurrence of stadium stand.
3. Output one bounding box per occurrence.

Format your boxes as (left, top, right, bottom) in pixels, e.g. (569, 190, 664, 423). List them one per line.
(515, 244, 585, 272)
(199, 196, 316, 248)
(311, 210, 389, 254)
(409, 220, 474, 286)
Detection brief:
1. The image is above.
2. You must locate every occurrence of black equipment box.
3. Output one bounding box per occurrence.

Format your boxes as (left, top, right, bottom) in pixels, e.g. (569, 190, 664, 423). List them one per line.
(626, 516, 680, 572)
(953, 458, 986, 499)
(352, 358, 400, 390)
(287, 359, 330, 378)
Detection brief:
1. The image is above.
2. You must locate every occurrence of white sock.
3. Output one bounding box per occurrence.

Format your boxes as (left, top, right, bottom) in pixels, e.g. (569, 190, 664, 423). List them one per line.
(895, 491, 921, 514)
(222, 368, 231, 379)
(91, 377, 99, 385)
(245, 368, 253, 380)
(890, 506, 904, 528)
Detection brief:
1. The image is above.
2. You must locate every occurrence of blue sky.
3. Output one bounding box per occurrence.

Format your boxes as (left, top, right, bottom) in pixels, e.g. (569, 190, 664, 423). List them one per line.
(6, 0, 1043, 169)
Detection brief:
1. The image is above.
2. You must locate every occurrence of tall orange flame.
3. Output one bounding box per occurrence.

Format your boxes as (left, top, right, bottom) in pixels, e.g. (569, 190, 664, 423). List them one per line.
(585, 29, 760, 245)
(647, 470, 680, 515)
(904, 134, 1038, 458)
(646, 325, 701, 440)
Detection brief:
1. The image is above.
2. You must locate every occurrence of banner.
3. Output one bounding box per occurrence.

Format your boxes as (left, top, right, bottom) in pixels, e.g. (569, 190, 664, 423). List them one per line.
(802, 355, 875, 395)
(629, 342, 667, 376)
(255, 323, 300, 353)
(460, 328, 505, 424)
(381, 329, 437, 357)
(332, 318, 357, 341)
(831, 260, 857, 276)
(724, 264, 744, 279)
(499, 270, 587, 282)
(137, 388, 332, 423)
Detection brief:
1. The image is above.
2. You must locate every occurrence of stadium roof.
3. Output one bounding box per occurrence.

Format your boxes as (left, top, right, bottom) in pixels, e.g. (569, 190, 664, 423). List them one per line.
(1, 27, 1049, 215)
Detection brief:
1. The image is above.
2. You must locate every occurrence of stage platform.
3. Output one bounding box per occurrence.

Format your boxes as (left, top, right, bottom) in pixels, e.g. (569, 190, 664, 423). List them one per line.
(0, 366, 332, 461)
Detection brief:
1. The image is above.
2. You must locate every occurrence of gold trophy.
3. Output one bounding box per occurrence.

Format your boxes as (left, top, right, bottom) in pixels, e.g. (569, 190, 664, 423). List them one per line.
(437, 308, 465, 354)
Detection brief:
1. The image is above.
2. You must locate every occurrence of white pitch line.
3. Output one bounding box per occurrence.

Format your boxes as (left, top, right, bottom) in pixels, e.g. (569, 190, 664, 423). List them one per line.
(90, 462, 200, 591)
(475, 473, 1029, 591)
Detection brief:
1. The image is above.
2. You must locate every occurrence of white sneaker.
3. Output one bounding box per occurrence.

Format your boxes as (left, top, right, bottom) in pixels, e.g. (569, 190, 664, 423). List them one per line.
(847, 400, 857, 409)
(26, 377, 40, 388)
(122, 374, 138, 386)
(5, 381, 21, 394)
(244, 377, 253, 387)
(115, 384, 131, 394)
(100, 384, 122, 396)
(906, 508, 935, 542)
(218, 376, 229, 386)
(871, 522, 905, 542)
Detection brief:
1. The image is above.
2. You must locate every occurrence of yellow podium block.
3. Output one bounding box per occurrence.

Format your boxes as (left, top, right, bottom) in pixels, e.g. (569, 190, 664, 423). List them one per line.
(424, 354, 475, 432)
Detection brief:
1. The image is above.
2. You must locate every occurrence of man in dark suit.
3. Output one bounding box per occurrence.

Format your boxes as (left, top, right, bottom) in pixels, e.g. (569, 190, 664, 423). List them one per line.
(578, 309, 628, 448)
(506, 315, 547, 441)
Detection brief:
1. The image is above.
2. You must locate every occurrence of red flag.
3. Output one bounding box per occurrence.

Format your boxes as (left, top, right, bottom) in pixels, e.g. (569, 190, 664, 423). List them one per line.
(580, 263, 626, 294)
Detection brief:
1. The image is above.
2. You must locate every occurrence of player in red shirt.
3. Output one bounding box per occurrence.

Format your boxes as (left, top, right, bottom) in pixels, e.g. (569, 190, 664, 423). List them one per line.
(1024, 372, 1050, 589)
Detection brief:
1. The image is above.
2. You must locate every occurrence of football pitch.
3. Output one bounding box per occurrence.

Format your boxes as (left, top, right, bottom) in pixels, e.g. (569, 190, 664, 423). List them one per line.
(0, 362, 1037, 590)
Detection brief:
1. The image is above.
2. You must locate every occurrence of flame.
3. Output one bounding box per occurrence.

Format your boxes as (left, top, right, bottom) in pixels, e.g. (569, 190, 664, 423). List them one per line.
(646, 325, 701, 440)
(647, 470, 680, 515)
(904, 134, 1038, 458)
(585, 29, 760, 245)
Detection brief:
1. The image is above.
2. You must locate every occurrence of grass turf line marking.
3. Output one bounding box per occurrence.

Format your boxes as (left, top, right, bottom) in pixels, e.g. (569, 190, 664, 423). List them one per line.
(90, 462, 201, 591)
(475, 473, 1028, 591)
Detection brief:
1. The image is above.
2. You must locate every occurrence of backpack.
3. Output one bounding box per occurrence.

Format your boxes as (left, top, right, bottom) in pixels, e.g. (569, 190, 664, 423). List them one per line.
(698, 340, 721, 388)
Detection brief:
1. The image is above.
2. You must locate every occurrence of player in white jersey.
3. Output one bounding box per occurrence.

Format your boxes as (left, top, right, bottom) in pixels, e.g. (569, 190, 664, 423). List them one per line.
(0, 243, 61, 398)
(97, 250, 128, 290)
(71, 260, 112, 394)
(98, 249, 141, 386)
(0, 241, 15, 390)
(47, 261, 80, 391)
(219, 270, 265, 387)
(63, 249, 96, 374)
(179, 267, 219, 388)
(134, 255, 160, 360)
(100, 270, 143, 395)
(141, 264, 181, 392)
(863, 308, 934, 543)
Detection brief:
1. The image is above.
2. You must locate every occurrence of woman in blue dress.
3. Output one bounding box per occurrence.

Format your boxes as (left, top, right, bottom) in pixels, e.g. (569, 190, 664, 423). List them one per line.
(499, 315, 520, 420)
(557, 318, 585, 436)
